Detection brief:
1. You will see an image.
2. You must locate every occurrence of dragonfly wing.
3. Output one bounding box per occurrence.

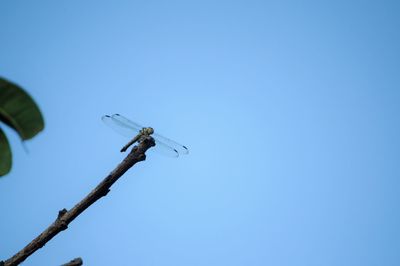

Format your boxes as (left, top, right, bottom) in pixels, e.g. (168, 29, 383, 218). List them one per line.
(153, 132, 189, 155)
(111, 114, 143, 131)
(102, 115, 140, 138)
(153, 139, 179, 157)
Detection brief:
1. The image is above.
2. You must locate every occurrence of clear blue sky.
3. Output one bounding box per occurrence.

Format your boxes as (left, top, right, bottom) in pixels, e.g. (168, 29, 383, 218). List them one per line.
(1, 1, 399, 265)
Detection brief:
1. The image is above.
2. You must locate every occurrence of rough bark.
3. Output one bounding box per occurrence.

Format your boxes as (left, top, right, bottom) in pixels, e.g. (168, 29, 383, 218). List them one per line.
(1, 137, 155, 266)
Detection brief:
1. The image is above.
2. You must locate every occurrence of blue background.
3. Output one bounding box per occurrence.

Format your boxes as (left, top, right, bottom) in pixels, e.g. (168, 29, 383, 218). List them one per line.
(1, 1, 399, 265)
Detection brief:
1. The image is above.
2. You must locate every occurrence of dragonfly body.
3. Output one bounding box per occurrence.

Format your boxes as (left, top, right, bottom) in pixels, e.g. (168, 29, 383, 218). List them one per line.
(102, 114, 189, 157)
(120, 127, 154, 152)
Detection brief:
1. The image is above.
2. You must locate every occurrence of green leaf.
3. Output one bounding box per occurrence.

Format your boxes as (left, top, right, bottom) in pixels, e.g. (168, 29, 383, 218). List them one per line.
(0, 77, 44, 140)
(0, 127, 12, 176)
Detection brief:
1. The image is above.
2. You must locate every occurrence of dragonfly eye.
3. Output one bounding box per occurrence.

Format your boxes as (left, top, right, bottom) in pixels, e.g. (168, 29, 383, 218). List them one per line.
(145, 127, 154, 135)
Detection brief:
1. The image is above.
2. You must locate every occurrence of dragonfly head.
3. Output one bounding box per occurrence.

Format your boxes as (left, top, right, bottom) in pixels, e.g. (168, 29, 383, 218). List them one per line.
(143, 127, 154, 135)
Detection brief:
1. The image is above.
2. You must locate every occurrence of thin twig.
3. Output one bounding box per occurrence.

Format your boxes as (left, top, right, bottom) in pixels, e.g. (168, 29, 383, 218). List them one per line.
(61, 257, 83, 266)
(2, 137, 155, 266)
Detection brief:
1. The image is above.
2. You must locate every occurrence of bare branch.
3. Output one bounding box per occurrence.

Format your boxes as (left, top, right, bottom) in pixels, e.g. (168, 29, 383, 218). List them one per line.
(2, 137, 155, 266)
(61, 257, 83, 266)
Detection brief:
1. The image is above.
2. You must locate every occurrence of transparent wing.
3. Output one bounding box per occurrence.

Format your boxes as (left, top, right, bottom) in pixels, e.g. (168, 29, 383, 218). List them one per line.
(101, 115, 140, 137)
(111, 114, 143, 132)
(153, 139, 179, 157)
(153, 132, 189, 155)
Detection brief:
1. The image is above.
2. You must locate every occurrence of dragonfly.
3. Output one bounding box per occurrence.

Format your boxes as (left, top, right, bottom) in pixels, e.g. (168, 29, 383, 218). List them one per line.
(102, 114, 189, 157)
